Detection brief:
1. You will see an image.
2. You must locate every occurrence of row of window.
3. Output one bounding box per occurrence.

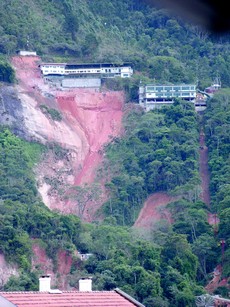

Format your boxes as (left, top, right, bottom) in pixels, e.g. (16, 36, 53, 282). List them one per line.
(42, 69, 125, 75)
(152, 92, 195, 97)
(146, 86, 196, 91)
(42, 67, 123, 72)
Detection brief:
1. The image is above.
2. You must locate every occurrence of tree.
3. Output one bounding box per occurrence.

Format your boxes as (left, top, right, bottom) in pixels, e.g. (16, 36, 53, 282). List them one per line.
(82, 34, 99, 57)
(162, 234, 198, 279)
(63, 7, 79, 41)
(0, 60, 15, 83)
(69, 183, 102, 218)
(192, 234, 218, 281)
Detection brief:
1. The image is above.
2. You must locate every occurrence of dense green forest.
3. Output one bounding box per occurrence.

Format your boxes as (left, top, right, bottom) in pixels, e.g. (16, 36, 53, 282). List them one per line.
(100, 101, 200, 225)
(0, 127, 211, 306)
(0, 0, 230, 88)
(1, 95, 229, 305)
(0, 0, 229, 306)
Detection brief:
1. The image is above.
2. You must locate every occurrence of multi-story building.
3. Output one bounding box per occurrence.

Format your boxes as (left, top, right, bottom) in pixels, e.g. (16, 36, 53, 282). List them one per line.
(39, 62, 133, 78)
(139, 84, 196, 111)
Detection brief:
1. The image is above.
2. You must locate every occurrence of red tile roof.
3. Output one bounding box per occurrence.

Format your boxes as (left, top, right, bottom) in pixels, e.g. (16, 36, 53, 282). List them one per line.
(0, 289, 144, 307)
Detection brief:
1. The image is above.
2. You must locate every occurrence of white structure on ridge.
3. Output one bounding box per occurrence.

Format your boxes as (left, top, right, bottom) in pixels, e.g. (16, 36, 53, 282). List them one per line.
(18, 50, 37, 56)
(39, 62, 133, 78)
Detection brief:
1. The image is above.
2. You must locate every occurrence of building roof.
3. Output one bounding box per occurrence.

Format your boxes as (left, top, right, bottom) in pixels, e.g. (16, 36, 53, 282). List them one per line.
(39, 63, 67, 66)
(0, 289, 145, 307)
(39, 63, 132, 69)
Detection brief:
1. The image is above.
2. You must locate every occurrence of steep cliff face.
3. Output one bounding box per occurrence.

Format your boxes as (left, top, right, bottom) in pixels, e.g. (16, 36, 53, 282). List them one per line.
(7, 56, 125, 221)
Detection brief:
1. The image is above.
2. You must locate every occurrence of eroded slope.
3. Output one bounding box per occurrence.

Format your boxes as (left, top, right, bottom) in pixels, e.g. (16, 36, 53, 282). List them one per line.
(10, 56, 125, 221)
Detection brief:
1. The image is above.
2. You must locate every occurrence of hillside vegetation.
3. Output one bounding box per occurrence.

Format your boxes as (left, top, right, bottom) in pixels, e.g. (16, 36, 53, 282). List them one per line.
(204, 90, 230, 283)
(101, 101, 200, 225)
(0, 0, 229, 306)
(0, 0, 230, 88)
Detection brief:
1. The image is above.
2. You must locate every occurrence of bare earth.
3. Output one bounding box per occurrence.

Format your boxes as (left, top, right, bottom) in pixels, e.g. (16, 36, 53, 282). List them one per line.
(134, 192, 179, 228)
(11, 55, 124, 221)
(199, 130, 211, 206)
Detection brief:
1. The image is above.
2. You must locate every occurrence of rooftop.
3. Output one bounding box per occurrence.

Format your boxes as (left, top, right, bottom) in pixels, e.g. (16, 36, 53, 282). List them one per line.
(0, 289, 145, 307)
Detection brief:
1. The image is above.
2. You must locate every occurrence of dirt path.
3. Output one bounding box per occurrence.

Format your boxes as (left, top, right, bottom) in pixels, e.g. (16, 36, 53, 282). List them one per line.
(199, 130, 211, 206)
(134, 192, 179, 228)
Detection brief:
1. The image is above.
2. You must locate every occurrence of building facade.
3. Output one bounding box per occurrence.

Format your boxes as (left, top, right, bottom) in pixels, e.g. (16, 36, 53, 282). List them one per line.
(39, 63, 133, 78)
(139, 84, 196, 111)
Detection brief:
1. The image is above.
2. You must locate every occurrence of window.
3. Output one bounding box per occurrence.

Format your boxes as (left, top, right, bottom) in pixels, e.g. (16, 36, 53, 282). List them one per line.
(182, 86, 190, 90)
(173, 86, 180, 91)
(156, 86, 163, 91)
(146, 86, 155, 91)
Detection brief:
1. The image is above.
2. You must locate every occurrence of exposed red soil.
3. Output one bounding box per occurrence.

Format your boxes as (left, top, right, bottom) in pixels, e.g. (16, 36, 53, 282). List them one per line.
(199, 130, 211, 206)
(55, 89, 124, 185)
(134, 192, 179, 228)
(32, 244, 54, 275)
(199, 130, 221, 228)
(10, 56, 218, 230)
(208, 212, 220, 226)
(32, 243, 74, 290)
(205, 265, 222, 293)
(11, 56, 124, 221)
(205, 265, 230, 296)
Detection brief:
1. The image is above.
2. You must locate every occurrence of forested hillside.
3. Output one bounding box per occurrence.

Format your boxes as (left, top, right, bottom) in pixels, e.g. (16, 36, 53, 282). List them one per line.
(101, 101, 200, 225)
(204, 90, 230, 284)
(1, 0, 230, 88)
(0, 0, 229, 306)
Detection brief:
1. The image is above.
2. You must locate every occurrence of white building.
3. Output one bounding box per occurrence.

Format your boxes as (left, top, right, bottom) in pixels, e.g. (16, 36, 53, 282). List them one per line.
(18, 50, 37, 56)
(39, 63, 66, 75)
(139, 84, 196, 111)
(39, 62, 133, 78)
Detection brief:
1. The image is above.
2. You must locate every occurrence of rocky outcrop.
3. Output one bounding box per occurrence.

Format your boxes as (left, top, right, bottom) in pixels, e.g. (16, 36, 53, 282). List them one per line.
(0, 85, 27, 139)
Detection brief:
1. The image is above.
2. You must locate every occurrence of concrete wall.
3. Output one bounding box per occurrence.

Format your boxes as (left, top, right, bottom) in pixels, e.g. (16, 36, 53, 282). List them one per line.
(62, 78, 101, 88)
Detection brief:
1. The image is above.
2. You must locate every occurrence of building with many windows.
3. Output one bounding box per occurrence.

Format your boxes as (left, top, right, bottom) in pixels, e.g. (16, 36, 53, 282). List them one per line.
(39, 62, 133, 78)
(139, 84, 196, 111)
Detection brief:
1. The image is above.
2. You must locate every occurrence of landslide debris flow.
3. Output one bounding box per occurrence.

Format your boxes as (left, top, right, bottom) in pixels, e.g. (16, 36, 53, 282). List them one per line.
(10, 55, 125, 221)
